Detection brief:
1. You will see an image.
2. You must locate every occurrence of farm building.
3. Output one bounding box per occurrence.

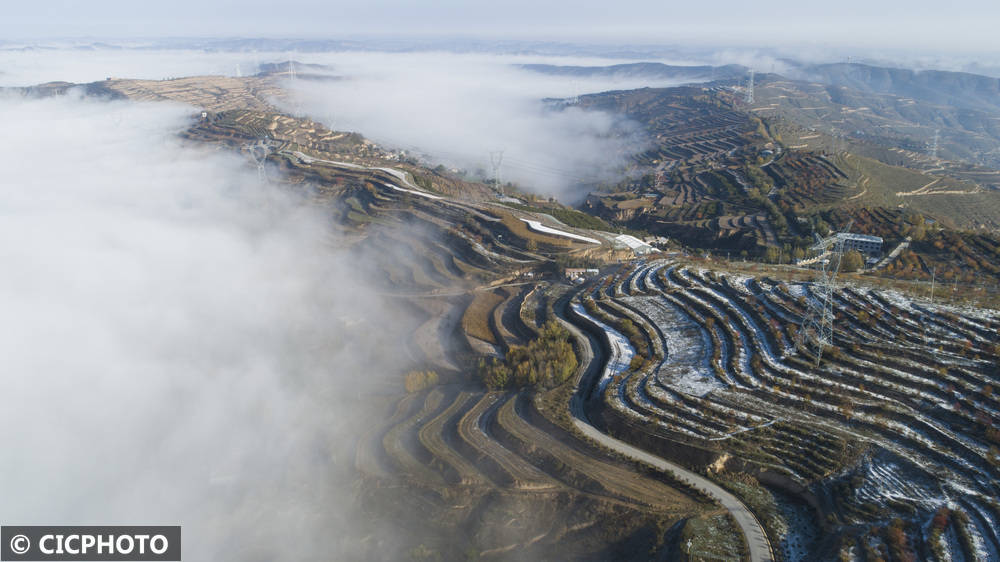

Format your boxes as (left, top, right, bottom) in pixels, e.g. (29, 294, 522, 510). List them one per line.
(613, 234, 659, 256)
(837, 232, 883, 255)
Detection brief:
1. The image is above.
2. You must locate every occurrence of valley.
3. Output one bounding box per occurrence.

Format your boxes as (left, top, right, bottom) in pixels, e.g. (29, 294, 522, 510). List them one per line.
(9, 54, 1000, 561)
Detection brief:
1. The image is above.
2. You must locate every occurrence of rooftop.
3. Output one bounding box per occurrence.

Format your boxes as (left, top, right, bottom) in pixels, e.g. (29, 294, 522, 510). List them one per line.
(836, 232, 883, 243)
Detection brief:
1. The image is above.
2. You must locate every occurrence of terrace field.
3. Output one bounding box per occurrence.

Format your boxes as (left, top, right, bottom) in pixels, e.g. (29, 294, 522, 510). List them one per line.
(164, 71, 1000, 560)
(19, 63, 1000, 561)
(559, 259, 1000, 561)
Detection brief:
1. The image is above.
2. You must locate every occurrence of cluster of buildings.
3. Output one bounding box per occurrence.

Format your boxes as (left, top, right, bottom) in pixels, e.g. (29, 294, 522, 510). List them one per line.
(565, 268, 600, 283)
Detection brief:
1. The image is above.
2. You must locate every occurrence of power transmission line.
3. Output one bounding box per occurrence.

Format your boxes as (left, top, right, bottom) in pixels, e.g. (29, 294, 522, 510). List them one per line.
(797, 219, 854, 366)
(244, 138, 271, 185)
(489, 150, 504, 194)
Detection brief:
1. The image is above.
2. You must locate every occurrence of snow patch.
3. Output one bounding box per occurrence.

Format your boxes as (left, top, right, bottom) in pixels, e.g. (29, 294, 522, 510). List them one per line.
(520, 219, 601, 245)
(570, 302, 634, 394)
(623, 295, 723, 397)
(382, 182, 442, 200)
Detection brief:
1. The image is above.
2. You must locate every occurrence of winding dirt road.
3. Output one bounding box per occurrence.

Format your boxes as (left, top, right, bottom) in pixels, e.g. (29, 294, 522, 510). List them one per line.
(554, 293, 773, 562)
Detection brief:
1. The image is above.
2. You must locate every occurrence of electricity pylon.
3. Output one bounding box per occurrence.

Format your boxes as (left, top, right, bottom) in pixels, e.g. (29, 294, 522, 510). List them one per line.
(745, 69, 755, 104)
(286, 55, 300, 116)
(797, 219, 853, 366)
(489, 150, 504, 195)
(244, 138, 271, 184)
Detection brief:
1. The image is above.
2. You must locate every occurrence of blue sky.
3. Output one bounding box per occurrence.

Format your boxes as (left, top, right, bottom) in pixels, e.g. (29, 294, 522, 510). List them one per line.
(3, 0, 999, 53)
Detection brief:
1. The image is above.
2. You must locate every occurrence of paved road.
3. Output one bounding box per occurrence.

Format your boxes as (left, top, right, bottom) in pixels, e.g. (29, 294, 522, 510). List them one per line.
(554, 294, 773, 562)
(570, 419, 773, 561)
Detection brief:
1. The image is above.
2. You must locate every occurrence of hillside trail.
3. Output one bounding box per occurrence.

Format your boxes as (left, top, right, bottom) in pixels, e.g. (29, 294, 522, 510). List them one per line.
(552, 293, 774, 562)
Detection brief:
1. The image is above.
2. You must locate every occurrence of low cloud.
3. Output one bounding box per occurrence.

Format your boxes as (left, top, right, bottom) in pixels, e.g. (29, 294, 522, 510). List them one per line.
(281, 52, 700, 200)
(0, 91, 412, 558)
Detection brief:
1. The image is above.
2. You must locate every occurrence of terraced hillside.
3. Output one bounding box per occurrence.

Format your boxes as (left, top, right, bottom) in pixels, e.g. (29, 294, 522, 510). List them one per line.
(89, 62, 330, 112)
(583, 165, 783, 253)
(572, 85, 759, 167)
(806, 151, 1000, 231)
(351, 262, 755, 559)
(561, 72, 1000, 294)
(102, 74, 286, 112)
(784, 206, 1000, 295)
(559, 259, 1000, 561)
(762, 152, 852, 209)
(357, 384, 729, 558)
(750, 76, 1000, 232)
(569, 85, 819, 255)
(752, 74, 1000, 172)
(124, 74, 751, 559)
(26, 65, 1000, 560)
